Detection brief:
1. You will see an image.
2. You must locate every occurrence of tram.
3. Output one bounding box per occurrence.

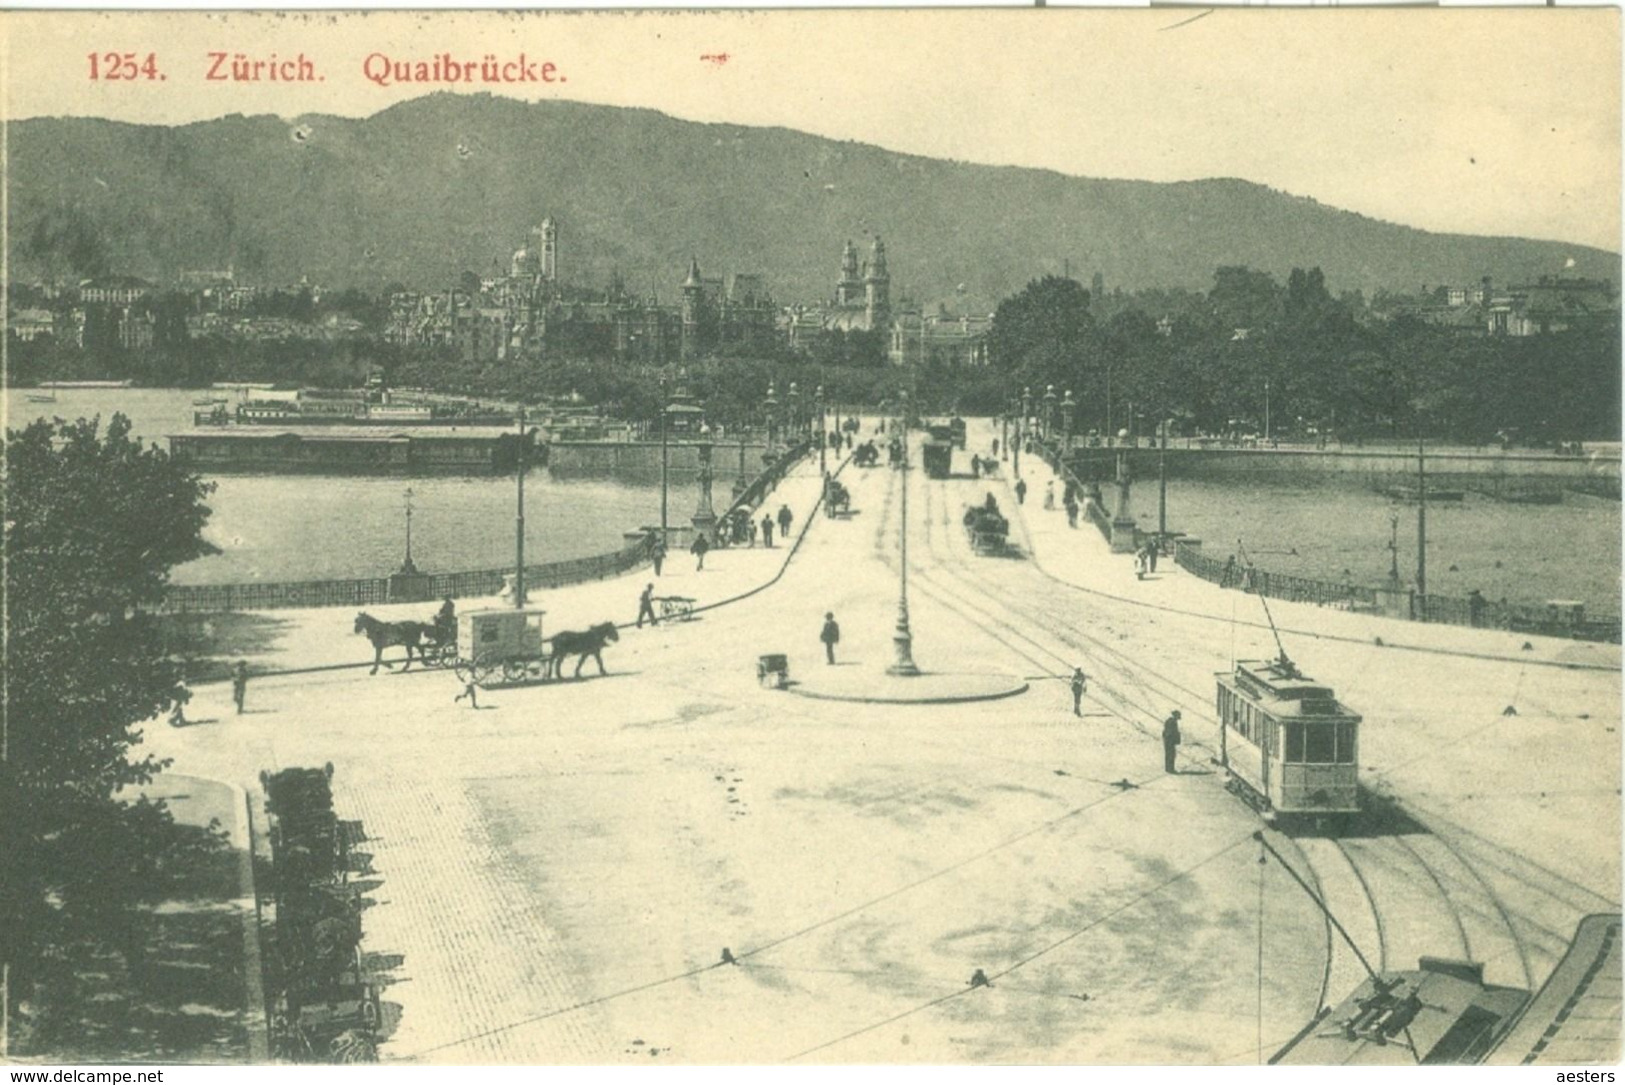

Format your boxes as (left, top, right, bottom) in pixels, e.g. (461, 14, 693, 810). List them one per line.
(920, 422, 955, 479)
(1216, 652, 1362, 826)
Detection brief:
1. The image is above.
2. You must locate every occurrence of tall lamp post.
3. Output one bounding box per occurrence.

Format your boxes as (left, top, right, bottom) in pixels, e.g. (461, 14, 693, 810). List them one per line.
(514, 407, 528, 609)
(888, 388, 921, 677)
(816, 384, 827, 476)
(1043, 384, 1058, 445)
(400, 485, 417, 575)
(1158, 414, 1170, 540)
(1000, 409, 1009, 462)
(1061, 389, 1075, 455)
(788, 382, 801, 450)
(1017, 386, 1031, 476)
(658, 376, 670, 543)
(735, 407, 749, 500)
(765, 381, 779, 455)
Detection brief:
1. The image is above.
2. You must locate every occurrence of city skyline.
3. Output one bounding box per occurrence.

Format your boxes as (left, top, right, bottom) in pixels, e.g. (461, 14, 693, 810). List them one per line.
(2, 9, 1618, 252)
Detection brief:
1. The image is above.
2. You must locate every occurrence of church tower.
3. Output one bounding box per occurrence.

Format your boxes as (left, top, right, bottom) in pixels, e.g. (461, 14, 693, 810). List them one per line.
(681, 256, 703, 360)
(539, 217, 558, 281)
(865, 237, 891, 331)
(837, 240, 861, 307)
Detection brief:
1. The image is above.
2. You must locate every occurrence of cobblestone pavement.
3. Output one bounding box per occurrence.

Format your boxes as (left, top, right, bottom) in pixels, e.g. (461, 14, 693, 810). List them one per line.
(140, 422, 1620, 1064)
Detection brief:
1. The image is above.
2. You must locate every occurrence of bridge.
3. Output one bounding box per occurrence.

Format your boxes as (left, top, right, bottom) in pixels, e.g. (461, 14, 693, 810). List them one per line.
(141, 418, 1620, 1064)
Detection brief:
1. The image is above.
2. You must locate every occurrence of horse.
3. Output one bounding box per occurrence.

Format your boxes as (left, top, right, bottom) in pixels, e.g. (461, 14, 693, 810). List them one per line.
(548, 621, 620, 679)
(353, 612, 429, 675)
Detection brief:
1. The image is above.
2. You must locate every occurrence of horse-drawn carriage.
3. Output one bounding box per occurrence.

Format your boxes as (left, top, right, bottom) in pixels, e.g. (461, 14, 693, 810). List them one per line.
(963, 495, 1011, 555)
(449, 608, 621, 688)
(823, 476, 852, 517)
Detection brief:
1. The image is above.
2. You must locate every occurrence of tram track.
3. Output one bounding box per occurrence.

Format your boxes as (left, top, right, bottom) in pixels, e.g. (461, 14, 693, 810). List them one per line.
(891, 455, 1578, 1020)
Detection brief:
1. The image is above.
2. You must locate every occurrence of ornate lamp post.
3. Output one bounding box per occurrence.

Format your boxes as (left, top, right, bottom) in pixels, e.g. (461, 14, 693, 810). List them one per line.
(787, 382, 801, 447)
(514, 407, 529, 607)
(658, 376, 670, 542)
(816, 383, 827, 476)
(1061, 389, 1076, 455)
(887, 388, 921, 677)
(764, 381, 779, 455)
(692, 422, 717, 544)
(399, 485, 417, 575)
(1017, 385, 1031, 476)
(734, 407, 749, 500)
(1000, 409, 1009, 462)
(1043, 384, 1058, 444)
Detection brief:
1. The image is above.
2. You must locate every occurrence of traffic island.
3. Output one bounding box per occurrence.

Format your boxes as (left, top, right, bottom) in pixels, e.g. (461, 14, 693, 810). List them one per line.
(783, 668, 1028, 705)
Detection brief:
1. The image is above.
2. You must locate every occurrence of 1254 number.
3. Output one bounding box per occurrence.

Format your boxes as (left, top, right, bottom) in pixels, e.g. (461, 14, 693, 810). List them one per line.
(88, 52, 164, 80)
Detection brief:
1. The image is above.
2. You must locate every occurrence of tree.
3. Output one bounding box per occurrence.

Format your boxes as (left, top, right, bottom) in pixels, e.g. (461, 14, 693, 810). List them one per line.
(2, 415, 219, 1044)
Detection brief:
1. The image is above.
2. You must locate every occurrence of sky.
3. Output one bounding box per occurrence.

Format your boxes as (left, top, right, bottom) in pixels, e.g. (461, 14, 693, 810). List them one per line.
(2, 8, 1619, 252)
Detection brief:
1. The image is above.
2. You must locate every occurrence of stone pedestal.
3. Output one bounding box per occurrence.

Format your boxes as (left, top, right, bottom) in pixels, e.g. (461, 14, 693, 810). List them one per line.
(387, 568, 434, 603)
(692, 438, 718, 543)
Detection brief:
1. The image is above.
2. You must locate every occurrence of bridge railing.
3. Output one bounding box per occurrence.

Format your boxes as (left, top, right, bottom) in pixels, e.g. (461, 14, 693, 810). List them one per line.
(157, 440, 814, 615)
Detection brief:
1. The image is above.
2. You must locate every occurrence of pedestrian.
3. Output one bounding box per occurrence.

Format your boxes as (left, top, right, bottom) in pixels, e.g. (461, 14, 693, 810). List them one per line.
(971, 455, 981, 479)
(1015, 478, 1028, 505)
(1065, 496, 1079, 529)
(169, 685, 192, 728)
(455, 679, 480, 709)
(747, 517, 759, 547)
(820, 611, 841, 665)
(1135, 546, 1149, 580)
(1468, 588, 1486, 628)
(991, 438, 1000, 457)
(1147, 540, 1159, 574)
(651, 534, 667, 576)
(1162, 710, 1182, 773)
(761, 515, 775, 547)
(1044, 480, 1056, 510)
(777, 503, 793, 539)
(1070, 668, 1087, 716)
(637, 582, 659, 628)
(691, 532, 711, 571)
(232, 661, 249, 715)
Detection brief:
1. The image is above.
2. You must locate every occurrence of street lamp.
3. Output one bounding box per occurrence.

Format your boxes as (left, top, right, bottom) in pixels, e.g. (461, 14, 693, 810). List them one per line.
(788, 382, 801, 448)
(816, 384, 827, 476)
(514, 407, 529, 608)
(1000, 409, 1009, 462)
(1017, 385, 1031, 476)
(1043, 384, 1057, 443)
(765, 381, 779, 453)
(1061, 389, 1076, 455)
(659, 375, 670, 542)
(888, 388, 921, 677)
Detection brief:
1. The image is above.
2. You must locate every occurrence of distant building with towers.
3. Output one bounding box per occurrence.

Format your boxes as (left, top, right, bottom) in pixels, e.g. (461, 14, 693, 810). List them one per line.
(679, 257, 778, 360)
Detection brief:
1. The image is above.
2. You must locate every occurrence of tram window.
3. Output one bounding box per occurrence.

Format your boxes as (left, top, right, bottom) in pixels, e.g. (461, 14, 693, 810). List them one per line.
(1335, 723, 1356, 764)
(1284, 723, 1303, 762)
(1305, 724, 1336, 764)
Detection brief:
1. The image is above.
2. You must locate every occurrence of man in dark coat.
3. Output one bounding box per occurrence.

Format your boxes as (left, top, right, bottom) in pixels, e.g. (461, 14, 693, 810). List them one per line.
(232, 661, 250, 715)
(777, 504, 794, 539)
(1015, 478, 1028, 505)
(637, 583, 659, 628)
(1070, 668, 1087, 716)
(761, 515, 774, 547)
(1162, 710, 1182, 773)
(691, 532, 711, 571)
(820, 612, 841, 665)
(651, 535, 667, 576)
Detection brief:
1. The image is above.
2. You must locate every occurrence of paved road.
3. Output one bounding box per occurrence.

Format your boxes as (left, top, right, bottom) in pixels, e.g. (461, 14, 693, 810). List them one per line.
(142, 419, 1620, 1064)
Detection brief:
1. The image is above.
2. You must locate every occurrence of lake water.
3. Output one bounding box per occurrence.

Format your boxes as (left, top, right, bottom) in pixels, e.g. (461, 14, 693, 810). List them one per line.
(4, 388, 665, 586)
(1142, 476, 1621, 611)
(7, 390, 1619, 607)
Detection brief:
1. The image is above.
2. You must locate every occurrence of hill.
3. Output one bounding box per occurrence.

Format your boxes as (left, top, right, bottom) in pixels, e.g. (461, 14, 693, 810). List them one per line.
(7, 93, 1618, 308)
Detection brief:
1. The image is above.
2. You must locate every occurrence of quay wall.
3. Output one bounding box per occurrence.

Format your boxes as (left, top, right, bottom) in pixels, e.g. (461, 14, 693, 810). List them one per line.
(1061, 446, 1621, 490)
(549, 439, 772, 480)
(158, 440, 811, 614)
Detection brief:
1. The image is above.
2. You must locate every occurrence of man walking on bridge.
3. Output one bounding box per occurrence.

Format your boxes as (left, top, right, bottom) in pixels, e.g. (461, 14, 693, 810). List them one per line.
(232, 661, 250, 716)
(761, 515, 775, 548)
(1162, 710, 1182, 773)
(1015, 478, 1028, 505)
(637, 583, 659, 629)
(777, 503, 794, 541)
(820, 612, 841, 665)
(1070, 668, 1088, 716)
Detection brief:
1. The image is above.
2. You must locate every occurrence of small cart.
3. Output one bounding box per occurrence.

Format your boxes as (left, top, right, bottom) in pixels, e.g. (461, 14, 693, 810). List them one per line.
(658, 595, 697, 622)
(452, 607, 552, 688)
(757, 653, 790, 689)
